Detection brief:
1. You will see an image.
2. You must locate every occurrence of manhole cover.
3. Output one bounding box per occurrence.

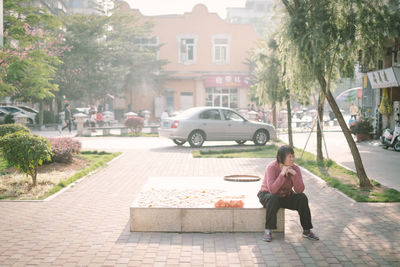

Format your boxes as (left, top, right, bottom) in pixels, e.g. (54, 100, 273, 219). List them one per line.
(224, 175, 261, 182)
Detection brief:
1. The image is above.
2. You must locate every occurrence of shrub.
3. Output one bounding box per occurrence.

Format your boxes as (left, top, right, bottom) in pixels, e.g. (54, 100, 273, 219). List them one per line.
(349, 118, 373, 135)
(0, 124, 31, 137)
(0, 132, 52, 186)
(47, 137, 82, 163)
(4, 114, 14, 124)
(124, 116, 144, 134)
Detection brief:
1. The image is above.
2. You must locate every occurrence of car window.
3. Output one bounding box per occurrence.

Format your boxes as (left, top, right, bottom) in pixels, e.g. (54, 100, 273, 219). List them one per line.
(199, 109, 221, 120)
(222, 110, 245, 122)
(19, 106, 37, 113)
(1, 107, 19, 113)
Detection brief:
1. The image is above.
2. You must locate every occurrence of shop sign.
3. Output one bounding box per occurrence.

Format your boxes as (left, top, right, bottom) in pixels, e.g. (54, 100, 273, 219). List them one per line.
(203, 75, 251, 88)
(367, 67, 400, 89)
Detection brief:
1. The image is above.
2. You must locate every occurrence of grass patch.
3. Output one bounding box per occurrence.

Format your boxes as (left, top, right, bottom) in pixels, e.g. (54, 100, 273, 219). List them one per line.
(192, 144, 279, 158)
(87, 132, 158, 137)
(0, 151, 121, 200)
(192, 143, 400, 202)
(124, 132, 158, 137)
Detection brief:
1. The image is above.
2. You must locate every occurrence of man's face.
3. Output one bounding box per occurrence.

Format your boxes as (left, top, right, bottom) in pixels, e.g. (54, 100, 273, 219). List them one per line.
(284, 153, 295, 166)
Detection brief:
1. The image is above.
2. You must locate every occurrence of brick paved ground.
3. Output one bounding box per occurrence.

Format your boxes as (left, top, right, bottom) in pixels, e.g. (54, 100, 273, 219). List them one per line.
(0, 137, 399, 266)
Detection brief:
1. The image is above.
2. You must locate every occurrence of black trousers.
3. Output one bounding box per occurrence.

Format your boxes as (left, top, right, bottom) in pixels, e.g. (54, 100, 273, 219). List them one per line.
(62, 120, 72, 132)
(258, 192, 313, 230)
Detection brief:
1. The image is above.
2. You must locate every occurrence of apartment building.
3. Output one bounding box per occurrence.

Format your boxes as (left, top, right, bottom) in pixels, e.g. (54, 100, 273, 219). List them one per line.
(115, 3, 259, 118)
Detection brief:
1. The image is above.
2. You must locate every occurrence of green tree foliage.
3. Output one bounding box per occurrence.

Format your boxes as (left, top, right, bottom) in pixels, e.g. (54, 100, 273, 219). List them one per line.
(251, 38, 286, 128)
(1, 0, 62, 102)
(56, 14, 109, 103)
(279, 0, 395, 188)
(56, 4, 168, 105)
(0, 132, 52, 186)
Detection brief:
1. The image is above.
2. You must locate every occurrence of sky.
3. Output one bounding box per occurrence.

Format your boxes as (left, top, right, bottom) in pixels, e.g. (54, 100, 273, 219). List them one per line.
(123, 0, 247, 19)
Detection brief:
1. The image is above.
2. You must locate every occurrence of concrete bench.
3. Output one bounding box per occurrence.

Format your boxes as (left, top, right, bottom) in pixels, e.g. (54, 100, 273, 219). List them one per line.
(142, 125, 160, 134)
(84, 126, 129, 136)
(130, 176, 285, 233)
(130, 206, 284, 233)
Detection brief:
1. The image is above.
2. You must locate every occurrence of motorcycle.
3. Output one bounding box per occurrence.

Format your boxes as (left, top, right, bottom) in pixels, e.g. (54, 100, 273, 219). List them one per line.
(380, 119, 400, 151)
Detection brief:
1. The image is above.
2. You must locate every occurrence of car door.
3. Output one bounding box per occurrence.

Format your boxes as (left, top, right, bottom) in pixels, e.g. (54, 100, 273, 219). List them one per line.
(222, 109, 252, 140)
(198, 109, 224, 140)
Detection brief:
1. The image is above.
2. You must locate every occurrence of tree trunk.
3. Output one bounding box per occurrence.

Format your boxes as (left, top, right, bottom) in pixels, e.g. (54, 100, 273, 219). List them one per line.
(317, 72, 372, 188)
(272, 101, 277, 129)
(285, 89, 293, 147)
(39, 101, 44, 128)
(32, 169, 37, 187)
(316, 92, 325, 161)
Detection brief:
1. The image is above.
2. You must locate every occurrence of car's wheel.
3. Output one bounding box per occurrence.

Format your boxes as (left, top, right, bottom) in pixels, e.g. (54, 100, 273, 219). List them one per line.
(235, 140, 246, 145)
(253, 129, 269, 146)
(394, 140, 400, 152)
(188, 130, 205, 147)
(27, 118, 33, 124)
(173, 139, 186, 146)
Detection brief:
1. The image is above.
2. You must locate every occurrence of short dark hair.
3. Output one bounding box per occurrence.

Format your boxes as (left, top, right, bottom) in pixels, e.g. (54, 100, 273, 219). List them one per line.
(65, 103, 70, 108)
(276, 145, 294, 164)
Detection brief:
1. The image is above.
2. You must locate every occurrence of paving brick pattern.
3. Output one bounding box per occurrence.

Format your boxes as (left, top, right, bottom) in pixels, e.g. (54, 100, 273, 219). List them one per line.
(1, 138, 399, 266)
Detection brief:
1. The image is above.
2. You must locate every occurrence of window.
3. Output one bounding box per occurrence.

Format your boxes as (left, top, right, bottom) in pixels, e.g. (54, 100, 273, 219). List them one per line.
(199, 109, 221, 120)
(222, 110, 245, 122)
(205, 88, 238, 108)
(212, 35, 230, 64)
(178, 35, 197, 64)
(133, 36, 159, 59)
(133, 37, 158, 46)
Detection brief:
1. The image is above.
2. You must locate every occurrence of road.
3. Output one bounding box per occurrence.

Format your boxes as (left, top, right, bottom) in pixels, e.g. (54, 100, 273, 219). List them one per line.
(279, 130, 400, 191)
(36, 129, 400, 191)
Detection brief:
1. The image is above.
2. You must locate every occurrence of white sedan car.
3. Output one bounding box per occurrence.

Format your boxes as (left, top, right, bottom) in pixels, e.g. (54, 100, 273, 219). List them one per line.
(159, 107, 276, 147)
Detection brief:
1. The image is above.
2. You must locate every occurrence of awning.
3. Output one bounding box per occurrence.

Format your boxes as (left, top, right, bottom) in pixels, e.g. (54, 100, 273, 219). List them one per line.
(335, 87, 362, 102)
(367, 66, 400, 89)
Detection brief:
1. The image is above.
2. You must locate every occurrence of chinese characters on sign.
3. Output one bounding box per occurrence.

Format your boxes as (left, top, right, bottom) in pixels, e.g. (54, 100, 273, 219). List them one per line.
(367, 67, 400, 89)
(203, 75, 251, 88)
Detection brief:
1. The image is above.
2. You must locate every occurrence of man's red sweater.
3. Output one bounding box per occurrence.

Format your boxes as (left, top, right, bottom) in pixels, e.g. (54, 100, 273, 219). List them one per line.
(259, 160, 305, 197)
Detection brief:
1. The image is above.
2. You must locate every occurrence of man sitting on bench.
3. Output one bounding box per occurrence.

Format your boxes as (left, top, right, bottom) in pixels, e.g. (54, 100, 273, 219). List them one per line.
(257, 145, 319, 242)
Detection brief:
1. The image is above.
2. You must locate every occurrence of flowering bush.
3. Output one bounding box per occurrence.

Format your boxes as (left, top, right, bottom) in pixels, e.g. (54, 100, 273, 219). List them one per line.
(124, 116, 144, 134)
(47, 137, 81, 163)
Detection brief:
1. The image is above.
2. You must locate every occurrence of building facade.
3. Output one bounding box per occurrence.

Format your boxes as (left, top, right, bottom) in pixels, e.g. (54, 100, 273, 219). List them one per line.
(226, 0, 277, 36)
(364, 40, 400, 135)
(115, 3, 259, 119)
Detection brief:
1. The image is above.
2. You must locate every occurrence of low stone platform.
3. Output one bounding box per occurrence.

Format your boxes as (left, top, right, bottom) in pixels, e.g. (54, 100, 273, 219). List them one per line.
(130, 176, 284, 233)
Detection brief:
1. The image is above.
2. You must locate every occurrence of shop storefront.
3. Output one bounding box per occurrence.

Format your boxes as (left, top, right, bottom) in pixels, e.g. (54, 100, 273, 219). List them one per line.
(203, 74, 251, 109)
(367, 66, 400, 133)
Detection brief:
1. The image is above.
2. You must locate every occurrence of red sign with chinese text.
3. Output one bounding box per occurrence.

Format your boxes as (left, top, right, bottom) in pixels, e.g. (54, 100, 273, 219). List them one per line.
(203, 75, 251, 88)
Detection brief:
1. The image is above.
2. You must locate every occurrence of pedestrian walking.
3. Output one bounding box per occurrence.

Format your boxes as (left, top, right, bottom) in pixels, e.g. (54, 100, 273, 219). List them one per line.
(61, 103, 72, 133)
(257, 145, 319, 242)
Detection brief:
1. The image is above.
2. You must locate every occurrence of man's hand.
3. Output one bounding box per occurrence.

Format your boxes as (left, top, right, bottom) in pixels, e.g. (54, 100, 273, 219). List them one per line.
(288, 167, 297, 176)
(280, 166, 290, 177)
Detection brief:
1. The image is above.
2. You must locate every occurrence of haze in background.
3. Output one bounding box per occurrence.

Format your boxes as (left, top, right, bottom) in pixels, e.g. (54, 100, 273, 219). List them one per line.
(123, 0, 246, 19)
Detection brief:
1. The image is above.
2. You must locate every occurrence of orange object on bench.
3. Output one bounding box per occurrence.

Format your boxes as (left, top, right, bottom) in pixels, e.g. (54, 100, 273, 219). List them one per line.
(214, 199, 244, 208)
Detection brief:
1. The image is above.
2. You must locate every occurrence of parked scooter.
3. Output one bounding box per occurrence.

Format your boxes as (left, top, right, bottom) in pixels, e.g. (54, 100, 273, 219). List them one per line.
(381, 118, 400, 151)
